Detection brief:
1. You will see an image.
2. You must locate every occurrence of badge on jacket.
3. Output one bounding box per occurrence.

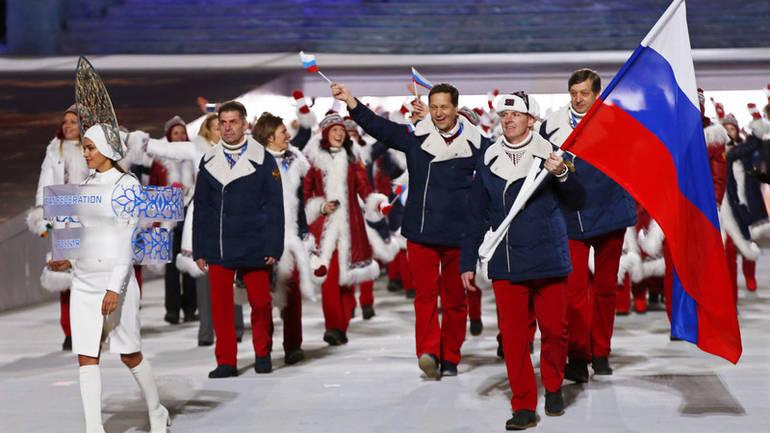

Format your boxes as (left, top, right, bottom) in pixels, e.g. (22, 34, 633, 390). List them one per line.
(272, 168, 281, 182)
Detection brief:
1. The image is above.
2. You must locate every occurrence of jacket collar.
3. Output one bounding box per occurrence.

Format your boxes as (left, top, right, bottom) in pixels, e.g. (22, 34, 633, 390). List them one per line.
(484, 132, 552, 185)
(414, 115, 482, 163)
(203, 136, 265, 186)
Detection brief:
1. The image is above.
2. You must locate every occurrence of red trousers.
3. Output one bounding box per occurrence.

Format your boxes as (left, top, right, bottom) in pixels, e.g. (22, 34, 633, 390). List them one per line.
(359, 280, 374, 307)
(60, 290, 71, 337)
(407, 241, 466, 364)
(387, 250, 413, 290)
(322, 251, 355, 332)
(566, 229, 624, 361)
(725, 237, 758, 296)
(209, 264, 272, 366)
(468, 287, 482, 321)
(494, 278, 567, 411)
(280, 272, 303, 352)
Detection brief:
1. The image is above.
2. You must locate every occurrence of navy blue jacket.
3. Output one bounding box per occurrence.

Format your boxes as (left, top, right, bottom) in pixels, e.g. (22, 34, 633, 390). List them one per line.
(193, 139, 284, 268)
(349, 101, 489, 247)
(727, 137, 769, 238)
(540, 119, 635, 240)
(461, 135, 585, 282)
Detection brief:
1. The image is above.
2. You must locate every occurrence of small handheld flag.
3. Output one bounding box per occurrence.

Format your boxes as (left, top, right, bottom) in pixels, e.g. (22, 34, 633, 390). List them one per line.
(299, 51, 333, 85)
(411, 67, 434, 94)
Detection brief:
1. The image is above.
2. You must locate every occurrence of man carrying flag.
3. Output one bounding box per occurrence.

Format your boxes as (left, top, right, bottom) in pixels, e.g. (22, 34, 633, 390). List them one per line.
(556, 0, 741, 364)
(331, 81, 489, 379)
(540, 69, 637, 382)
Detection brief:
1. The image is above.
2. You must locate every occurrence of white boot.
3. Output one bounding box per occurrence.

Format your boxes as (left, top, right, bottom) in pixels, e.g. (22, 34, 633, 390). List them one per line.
(130, 359, 170, 433)
(79, 365, 106, 433)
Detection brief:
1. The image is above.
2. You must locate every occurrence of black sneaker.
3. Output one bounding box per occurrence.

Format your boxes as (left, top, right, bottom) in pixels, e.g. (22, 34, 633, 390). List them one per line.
(544, 390, 565, 416)
(405, 288, 416, 299)
(208, 364, 238, 378)
(564, 359, 589, 383)
(591, 357, 613, 375)
(362, 305, 375, 320)
(469, 319, 483, 336)
(254, 355, 272, 374)
(440, 360, 458, 377)
(418, 353, 440, 379)
(323, 329, 345, 346)
(285, 348, 305, 366)
(198, 340, 213, 347)
(387, 279, 403, 292)
(164, 313, 180, 325)
(505, 410, 537, 430)
(62, 336, 72, 351)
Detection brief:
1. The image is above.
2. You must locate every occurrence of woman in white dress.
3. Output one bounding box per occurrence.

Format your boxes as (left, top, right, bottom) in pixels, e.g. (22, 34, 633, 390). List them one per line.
(63, 123, 170, 433)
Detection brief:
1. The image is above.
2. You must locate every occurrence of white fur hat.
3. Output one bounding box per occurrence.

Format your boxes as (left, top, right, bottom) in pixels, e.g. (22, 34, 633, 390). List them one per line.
(492, 92, 539, 119)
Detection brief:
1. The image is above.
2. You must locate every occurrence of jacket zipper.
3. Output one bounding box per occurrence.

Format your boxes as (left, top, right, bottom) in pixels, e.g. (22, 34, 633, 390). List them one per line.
(503, 185, 511, 272)
(420, 163, 433, 232)
(219, 184, 225, 260)
(577, 210, 585, 233)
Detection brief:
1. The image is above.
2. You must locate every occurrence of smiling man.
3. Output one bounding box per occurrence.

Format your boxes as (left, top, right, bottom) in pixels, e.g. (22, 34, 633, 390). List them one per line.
(540, 69, 637, 382)
(332, 81, 489, 379)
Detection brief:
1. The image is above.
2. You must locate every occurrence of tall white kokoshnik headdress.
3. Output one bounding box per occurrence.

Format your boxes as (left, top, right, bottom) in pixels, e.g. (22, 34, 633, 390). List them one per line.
(75, 56, 126, 161)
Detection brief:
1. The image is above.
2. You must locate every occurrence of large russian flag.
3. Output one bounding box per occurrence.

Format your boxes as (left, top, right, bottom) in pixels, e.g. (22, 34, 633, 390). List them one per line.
(563, 0, 742, 363)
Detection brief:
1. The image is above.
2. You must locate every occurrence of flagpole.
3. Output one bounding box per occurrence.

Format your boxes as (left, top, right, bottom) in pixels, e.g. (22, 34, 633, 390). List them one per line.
(317, 71, 333, 85)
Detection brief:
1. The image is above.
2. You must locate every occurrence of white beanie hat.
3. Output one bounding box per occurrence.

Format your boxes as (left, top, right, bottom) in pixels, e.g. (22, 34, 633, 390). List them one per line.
(84, 123, 125, 161)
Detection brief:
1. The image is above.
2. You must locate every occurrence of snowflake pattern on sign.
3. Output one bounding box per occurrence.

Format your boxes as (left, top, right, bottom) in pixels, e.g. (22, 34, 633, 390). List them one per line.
(111, 185, 184, 221)
(132, 227, 172, 264)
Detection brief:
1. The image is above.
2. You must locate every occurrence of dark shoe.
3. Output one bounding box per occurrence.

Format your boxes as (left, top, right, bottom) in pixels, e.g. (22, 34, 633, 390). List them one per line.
(285, 348, 305, 366)
(387, 279, 403, 292)
(505, 410, 538, 430)
(591, 357, 613, 375)
(497, 334, 505, 359)
(616, 309, 630, 316)
(237, 336, 243, 343)
(323, 329, 345, 346)
(545, 390, 565, 416)
(405, 288, 416, 299)
(62, 336, 72, 351)
(564, 359, 589, 383)
(350, 307, 356, 319)
(440, 360, 458, 377)
(362, 305, 375, 320)
(183, 312, 199, 323)
(340, 331, 349, 344)
(198, 340, 213, 347)
(418, 353, 440, 379)
(254, 355, 272, 374)
(670, 334, 682, 341)
(469, 319, 483, 336)
(208, 364, 238, 378)
(164, 313, 180, 325)
(529, 342, 534, 355)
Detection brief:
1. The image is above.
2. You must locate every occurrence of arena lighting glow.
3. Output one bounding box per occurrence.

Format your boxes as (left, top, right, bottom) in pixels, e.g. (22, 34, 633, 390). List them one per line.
(185, 90, 767, 139)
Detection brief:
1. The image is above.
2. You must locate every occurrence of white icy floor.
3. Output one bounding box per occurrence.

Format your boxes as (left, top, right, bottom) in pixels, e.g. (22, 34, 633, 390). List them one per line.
(1, 260, 770, 433)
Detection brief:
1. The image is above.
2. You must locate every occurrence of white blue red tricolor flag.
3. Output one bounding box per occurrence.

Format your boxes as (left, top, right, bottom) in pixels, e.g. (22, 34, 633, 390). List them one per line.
(562, 0, 741, 362)
(411, 67, 433, 90)
(299, 51, 318, 73)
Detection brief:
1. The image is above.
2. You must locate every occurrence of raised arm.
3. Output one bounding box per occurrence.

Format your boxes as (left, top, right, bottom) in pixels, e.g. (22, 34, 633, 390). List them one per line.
(332, 83, 412, 153)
